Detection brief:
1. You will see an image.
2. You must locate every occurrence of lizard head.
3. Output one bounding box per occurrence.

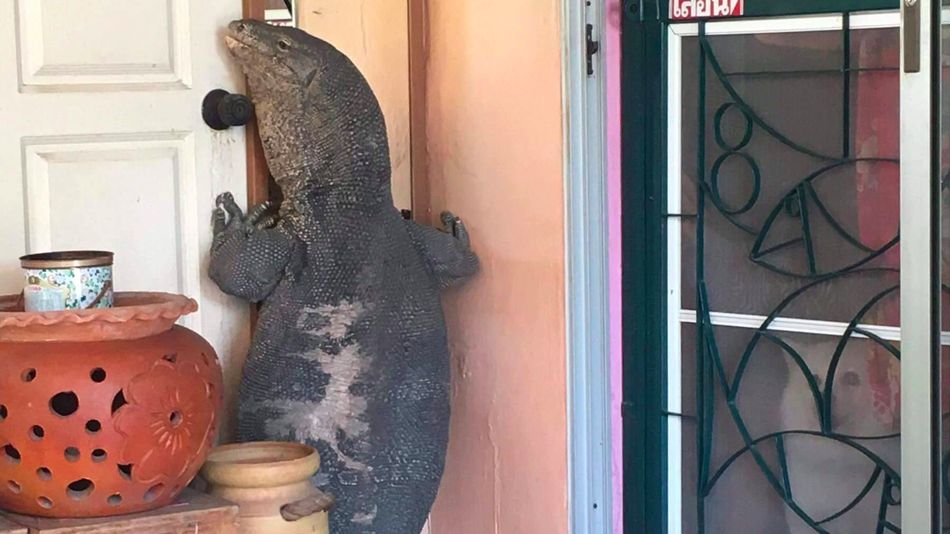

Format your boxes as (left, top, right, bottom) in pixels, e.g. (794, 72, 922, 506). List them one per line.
(225, 19, 391, 206)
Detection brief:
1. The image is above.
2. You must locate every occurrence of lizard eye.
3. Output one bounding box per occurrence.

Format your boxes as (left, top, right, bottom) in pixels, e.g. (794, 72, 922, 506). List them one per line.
(277, 39, 291, 51)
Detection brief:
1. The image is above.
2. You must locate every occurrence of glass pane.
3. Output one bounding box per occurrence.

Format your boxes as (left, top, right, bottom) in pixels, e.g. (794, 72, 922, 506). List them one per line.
(672, 21, 902, 532)
(679, 324, 901, 533)
(679, 28, 901, 326)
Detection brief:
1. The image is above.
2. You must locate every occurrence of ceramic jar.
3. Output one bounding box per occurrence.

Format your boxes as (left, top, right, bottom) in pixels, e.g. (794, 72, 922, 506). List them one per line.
(20, 251, 114, 312)
(0, 292, 222, 518)
(201, 442, 332, 534)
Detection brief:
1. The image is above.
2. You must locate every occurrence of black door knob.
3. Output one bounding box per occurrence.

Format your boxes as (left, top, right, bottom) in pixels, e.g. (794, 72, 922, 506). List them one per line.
(202, 89, 254, 130)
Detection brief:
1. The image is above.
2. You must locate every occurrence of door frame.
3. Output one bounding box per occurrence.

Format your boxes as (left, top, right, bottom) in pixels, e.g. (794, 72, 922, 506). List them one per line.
(619, 1, 911, 532)
(899, 0, 942, 528)
(563, 1, 613, 533)
(242, 0, 295, 332)
(243, 0, 275, 213)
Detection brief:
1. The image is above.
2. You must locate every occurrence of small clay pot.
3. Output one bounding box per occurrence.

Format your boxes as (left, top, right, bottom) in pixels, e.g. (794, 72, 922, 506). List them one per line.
(0, 292, 222, 518)
(201, 442, 332, 534)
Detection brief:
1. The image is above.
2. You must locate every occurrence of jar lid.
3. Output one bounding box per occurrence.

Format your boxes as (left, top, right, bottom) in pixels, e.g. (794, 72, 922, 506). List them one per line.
(20, 250, 114, 269)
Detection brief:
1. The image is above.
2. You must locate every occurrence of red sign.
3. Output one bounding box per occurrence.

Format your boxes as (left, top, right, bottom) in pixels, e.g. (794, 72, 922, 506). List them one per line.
(670, 0, 744, 20)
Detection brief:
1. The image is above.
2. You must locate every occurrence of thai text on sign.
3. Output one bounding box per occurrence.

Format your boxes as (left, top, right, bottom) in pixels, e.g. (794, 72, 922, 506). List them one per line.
(670, 0, 744, 20)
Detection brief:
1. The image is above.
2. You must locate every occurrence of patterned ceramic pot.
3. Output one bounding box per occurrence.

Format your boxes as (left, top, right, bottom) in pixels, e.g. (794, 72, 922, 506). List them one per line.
(20, 251, 114, 312)
(0, 292, 222, 518)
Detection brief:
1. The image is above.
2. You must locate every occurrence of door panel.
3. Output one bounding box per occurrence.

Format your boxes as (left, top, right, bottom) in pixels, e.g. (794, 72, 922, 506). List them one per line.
(0, 0, 250, 435)
(22, 133, 199, 298)
(668, 14, 905, 532)
(16, 1, 191, 90)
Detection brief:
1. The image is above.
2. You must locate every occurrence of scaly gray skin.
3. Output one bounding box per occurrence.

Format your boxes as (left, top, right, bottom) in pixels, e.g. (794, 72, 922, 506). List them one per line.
(209, 19, 478, 534)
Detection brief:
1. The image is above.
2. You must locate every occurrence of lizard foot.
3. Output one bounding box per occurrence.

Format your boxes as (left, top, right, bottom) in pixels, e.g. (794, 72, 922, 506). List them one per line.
(208, 192, 300, 301)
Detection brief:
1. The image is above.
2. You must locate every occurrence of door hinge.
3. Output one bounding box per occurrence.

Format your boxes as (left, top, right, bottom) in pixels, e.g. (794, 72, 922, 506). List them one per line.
(586, 23, 600, 76)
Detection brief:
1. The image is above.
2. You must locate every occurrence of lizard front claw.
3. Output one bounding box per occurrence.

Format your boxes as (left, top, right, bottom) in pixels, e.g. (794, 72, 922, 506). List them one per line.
(254, 213, 280, 230)
(440, 211, 457, 231)
(213, 194, 279, 242)
(440, 211, 470, 248)
(246, 201, 280, 230)
(212, 207, 227, 235)
(212, 192, 248, 251)
(245, 201, 273, 226)
(217, 192, 245, 223)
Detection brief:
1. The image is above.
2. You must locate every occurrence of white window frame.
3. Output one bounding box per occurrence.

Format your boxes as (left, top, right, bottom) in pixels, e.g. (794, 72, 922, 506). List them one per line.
(563, 1, 612, 533)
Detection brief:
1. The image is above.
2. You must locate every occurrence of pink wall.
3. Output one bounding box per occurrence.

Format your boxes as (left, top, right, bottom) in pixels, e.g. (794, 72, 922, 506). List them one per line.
(607, 1, 624, 531)
(423, 0, 569, 533)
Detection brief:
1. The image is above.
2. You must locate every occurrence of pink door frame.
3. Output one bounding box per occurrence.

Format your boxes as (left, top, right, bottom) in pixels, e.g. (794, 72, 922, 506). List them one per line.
(607, 0, 624, 531)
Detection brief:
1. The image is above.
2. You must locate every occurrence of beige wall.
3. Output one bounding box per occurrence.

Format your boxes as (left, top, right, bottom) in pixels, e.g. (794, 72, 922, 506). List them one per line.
(424, 1, 568, 533)
(298, 0, 412, 210)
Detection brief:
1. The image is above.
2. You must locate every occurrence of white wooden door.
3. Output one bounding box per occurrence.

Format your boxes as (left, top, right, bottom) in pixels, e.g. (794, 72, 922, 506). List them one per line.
(0, 0, 250, 435)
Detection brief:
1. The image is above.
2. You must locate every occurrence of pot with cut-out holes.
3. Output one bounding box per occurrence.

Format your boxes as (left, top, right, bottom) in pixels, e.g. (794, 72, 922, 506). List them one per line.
(0, 292, 222, 518)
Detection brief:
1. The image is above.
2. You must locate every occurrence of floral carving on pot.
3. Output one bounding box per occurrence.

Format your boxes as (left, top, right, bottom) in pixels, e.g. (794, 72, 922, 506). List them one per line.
(114, 360, 216, 485)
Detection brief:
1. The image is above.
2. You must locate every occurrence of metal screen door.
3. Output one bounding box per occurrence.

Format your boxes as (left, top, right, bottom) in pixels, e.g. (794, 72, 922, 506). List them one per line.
(632, 2, 949, 532)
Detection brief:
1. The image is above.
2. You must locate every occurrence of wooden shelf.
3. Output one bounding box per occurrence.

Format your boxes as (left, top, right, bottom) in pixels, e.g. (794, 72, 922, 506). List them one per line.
(0, 516, 26, 534)
(1, 490, 237, 534)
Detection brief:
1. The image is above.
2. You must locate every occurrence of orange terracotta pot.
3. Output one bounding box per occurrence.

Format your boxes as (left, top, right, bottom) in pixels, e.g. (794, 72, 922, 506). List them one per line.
(0, 293, 222, 518)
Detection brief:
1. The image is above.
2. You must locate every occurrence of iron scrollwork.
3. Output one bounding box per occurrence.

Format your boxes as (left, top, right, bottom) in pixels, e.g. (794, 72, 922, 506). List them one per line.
(688, 18, 913, 533)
